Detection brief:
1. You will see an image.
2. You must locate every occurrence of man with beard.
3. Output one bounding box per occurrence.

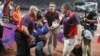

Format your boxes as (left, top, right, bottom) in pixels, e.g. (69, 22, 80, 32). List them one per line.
(44, 2, 59, 56)
(60, 3, 81, 56)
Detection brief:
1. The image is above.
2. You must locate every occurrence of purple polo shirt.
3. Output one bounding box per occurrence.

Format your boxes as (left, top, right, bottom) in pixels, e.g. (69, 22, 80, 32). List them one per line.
(60, 12, 80, 37)
(22, 15, 35, 35)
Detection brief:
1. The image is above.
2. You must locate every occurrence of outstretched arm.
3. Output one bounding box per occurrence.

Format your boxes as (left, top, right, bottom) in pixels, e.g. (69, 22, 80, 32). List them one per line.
(85, 18, 98, 23)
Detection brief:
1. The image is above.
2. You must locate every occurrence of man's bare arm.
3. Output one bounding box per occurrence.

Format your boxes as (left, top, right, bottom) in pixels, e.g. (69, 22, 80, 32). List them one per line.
(0, 19, 11, 29)
(85, 18, 98, 23)
(22, 25, 32, 39)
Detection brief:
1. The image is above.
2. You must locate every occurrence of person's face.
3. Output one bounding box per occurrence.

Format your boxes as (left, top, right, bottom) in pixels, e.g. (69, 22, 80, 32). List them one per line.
(61, 6, 70, 16)
(16, 6, 20, 11)
(31, 8, 38, 15)
(61, 6, 66, 14)
(49, 4, 56, 12)
(38, 21, 43, 26)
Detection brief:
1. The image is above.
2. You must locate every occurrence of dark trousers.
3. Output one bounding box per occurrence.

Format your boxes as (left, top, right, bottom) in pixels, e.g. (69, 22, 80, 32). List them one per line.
(0, 25, 4, 54)
(35, 41, 46, 56)
(15, 30, 30, 56)
(0, 43, 5, 53)
(72, 46, 82, 56)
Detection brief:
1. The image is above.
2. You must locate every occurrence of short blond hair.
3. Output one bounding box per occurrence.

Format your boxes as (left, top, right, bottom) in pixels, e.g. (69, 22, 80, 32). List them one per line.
(29, 5, 38, 13)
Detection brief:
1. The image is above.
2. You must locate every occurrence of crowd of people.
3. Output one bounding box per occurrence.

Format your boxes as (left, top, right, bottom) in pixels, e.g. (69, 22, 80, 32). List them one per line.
(0, 0, 98, 56)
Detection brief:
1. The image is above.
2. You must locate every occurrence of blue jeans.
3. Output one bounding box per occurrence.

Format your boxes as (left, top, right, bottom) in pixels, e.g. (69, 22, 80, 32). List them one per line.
(35, 41, 46, 56)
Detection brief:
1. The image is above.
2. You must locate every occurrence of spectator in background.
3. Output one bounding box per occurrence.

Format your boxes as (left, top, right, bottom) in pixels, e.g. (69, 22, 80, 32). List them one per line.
(44, 2, 59, 56)
(12, 5, 22, 26)
(2, 0, 10, 18)
(0, 1, 2, 5)
(60, 3, 81, 56)
(0, 11, 11, 54)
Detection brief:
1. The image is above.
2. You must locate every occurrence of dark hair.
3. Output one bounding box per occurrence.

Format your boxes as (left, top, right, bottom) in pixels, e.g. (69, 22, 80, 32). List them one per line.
(14, 5, 20, 11)
(62, 2, 71, 10)
(88, 11, 97, 17)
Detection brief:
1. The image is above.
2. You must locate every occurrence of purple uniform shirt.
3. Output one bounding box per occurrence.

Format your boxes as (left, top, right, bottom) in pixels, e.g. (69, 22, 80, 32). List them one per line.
(22, 15, 35, 35)
(60, 12, 80, 37)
